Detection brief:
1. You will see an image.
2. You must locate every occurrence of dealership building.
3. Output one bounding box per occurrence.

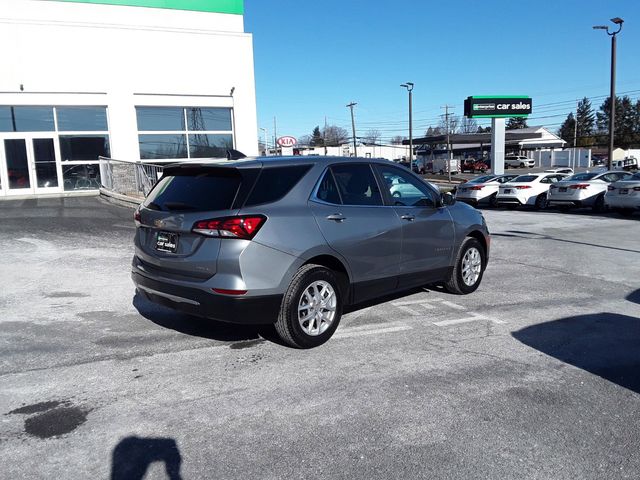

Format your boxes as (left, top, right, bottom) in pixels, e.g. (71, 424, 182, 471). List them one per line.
(0, 0, 258, 198)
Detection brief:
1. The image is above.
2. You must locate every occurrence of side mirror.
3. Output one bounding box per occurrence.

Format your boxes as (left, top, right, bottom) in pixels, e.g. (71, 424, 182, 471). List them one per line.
(440, 191, 455, 207)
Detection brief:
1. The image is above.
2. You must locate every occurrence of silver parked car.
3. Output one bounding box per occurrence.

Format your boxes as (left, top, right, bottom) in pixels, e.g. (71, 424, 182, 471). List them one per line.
(548, 171, 633, 212)
(605, 171, 640, 216)
(132, 157, 490, 348)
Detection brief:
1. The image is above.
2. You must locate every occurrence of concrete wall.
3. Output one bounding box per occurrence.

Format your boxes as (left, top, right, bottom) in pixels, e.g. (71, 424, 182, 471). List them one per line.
(0, 0, 258, 158)
(533, 149, 591, 168)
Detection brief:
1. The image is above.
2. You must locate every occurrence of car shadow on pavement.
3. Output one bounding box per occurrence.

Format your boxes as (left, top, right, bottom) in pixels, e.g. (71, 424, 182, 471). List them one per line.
(491, 230, 640, 254)
(626, 289, 640, 305)
(111, 436, 182, 480)
(512, 312, 640, 394)
(133, 293, 280, 344)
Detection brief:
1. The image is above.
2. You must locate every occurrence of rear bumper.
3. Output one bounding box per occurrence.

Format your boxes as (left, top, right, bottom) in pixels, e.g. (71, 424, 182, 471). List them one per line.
(606, 196, 640, 209)
(132, 271, 282, 325)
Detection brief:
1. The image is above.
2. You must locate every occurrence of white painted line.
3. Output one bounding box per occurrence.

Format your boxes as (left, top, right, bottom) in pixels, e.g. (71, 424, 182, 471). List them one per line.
(335, 325, 412, 339)
(394, 305, 423, 316)
(392, 298, 442, 306)
(343, 306, 374, 321)
(341, 321, 408, 333)
(440, 300, 466, 311)
(433, 312, 505, 327)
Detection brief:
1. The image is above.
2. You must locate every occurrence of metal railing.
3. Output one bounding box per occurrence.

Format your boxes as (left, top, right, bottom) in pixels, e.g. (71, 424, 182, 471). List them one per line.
(99, 157, 164, 199)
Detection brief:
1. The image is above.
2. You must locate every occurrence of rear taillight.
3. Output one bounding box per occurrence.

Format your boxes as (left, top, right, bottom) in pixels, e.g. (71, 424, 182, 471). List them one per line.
(515, 185, 531, 189)
(570, 184, 589, 190)
(134, 208, 141, 225)
(607, 186, 616, 191)
(192, 215, 266, 239)
(634, 187, 640, 192)
(469, 185, 485, 191)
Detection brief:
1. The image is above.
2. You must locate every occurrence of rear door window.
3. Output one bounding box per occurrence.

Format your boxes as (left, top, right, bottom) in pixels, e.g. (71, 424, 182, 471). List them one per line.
(244, 165, 311, 206)
(331, 164, 383, 206)
(315, 169, 342, 204)
(144, 170, 240, 211)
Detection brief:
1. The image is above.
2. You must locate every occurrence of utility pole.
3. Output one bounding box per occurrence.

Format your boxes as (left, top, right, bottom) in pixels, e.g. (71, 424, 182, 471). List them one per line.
(346, 102, 358, 157)
(441, 105, 455, 182)
(401, 83, 414, 172)
(324, 116, 328, 156)
(273, 116, 278, 156)
(573, 100, 578, 148)
(593, 17, 623, 170)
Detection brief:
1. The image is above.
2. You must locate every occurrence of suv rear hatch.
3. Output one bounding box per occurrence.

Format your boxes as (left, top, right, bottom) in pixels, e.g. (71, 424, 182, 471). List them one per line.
(134, 164, 260, 280)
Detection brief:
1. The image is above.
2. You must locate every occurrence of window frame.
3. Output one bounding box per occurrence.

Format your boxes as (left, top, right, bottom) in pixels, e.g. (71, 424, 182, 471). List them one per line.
(373, 163, 440, 208)
(135, 106, 235, 161)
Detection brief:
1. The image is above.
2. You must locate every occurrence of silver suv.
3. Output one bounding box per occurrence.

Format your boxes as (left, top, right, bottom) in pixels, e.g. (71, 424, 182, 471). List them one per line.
(132, 157, 490, 348)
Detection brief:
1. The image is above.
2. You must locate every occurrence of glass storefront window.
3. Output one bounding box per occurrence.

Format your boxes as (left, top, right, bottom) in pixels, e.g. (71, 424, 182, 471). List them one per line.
(186, 108, 232, 131)
(59, 135, 111, 161)
(136, 107, 185, 131)
(62, 164, 101, 191)
(139, 134, 187, 159)
(57, 107, 108, 131)
(189, 134, 233, 158)
(0, 106, 55, 132)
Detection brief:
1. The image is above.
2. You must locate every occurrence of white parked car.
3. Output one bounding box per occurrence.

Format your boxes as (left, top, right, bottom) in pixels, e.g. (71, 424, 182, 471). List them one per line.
(544, 167, 574, 175)
(455, 174, 519, 207)
(505, 155, 535, 169)
(548, 171, 633, 212)
(497, 172, 569, 209)
(605, 171, 640, 217)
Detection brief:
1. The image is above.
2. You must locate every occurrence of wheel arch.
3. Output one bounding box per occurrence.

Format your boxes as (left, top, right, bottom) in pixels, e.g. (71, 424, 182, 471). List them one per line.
(303, 254, 351, 300)
(465, 229, 489, 261)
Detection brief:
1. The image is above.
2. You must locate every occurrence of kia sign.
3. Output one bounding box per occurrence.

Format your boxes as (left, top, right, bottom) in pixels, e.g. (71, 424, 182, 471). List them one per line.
(464, 96, 532, 118)
(277, 136, 297, 147)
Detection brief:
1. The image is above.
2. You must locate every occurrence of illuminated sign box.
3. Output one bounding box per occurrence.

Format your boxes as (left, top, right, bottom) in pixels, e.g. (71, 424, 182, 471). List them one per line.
(49, 0, 244, 14)
(464, 96, 532, 118)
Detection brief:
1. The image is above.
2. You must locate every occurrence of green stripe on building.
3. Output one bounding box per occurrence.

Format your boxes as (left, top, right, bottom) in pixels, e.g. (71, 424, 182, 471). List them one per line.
(50, 0, 244, 14)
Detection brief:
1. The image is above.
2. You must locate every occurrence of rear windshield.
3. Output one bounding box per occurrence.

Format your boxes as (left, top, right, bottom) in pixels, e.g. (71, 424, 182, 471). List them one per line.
(144, 171, 240, 211)
(631, 173, 640, 180)
(468, 175, 496, 184)
(566, 173, 599, 181)
(512, 175, 538, 183)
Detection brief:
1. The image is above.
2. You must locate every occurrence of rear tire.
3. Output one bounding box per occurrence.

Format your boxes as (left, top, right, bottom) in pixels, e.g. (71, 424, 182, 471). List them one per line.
(592, 194, 606, 213)
(445, 237, 486, 295)
(489, 193, 499, 208)
(519, 162, 525, 168)
(274, 264, 343, 348)
(534, 193, 548, 210)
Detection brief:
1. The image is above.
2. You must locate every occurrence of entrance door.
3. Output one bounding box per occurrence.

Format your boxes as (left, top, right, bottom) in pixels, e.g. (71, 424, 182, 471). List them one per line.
(1, 136, 61, 195)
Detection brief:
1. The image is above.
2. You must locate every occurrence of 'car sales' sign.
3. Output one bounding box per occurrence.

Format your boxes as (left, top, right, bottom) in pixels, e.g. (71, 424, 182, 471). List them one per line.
(464, 96, 532, 118)
(277, 136, 297, 147)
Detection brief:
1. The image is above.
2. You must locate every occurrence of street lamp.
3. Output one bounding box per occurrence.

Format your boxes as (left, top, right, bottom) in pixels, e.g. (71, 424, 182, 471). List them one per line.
(593, 17, 623, 170)
(400, 82, 414, 171)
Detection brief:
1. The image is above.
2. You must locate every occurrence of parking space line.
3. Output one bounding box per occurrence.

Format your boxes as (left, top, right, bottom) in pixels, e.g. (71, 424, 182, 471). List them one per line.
(433, 312, 504, 327)
(439, 301, 466, 311)
(392, 299, 441, 306)
(341, 320, 408, 333)
(335, 325, 412, 339)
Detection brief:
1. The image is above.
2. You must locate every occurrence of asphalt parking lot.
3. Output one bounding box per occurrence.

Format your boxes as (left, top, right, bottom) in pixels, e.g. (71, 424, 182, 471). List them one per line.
(1, 196, 639, 479)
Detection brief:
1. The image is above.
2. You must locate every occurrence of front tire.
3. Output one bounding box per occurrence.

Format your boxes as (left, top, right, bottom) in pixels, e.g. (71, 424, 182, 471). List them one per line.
(445, 237, 486, 295)
(275, 264, 342, 348)
(592, 194, 606, 213)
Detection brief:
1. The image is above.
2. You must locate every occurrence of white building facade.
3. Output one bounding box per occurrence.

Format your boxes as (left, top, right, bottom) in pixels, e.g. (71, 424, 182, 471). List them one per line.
(0, 0, 258, 198)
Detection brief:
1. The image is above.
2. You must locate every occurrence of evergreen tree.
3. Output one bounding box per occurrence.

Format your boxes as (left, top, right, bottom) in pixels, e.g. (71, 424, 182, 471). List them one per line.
(506, 117, 528, 129)
(558, 113, 576, 146)
(311, 126, 323, 146)
(596, 96, 637, 148)
(576, 97, 595, 146)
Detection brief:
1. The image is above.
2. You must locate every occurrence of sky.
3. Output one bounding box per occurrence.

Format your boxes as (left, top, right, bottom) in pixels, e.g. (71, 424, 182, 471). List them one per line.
(244, 0, 640, 145)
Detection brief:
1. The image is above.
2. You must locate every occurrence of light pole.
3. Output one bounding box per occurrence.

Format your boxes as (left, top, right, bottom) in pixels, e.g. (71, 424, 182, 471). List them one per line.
(259, 127, 268, 156)
(401, 82, 414, 171)
(346, 102, 358, 157)
(593, 17, 623, 170)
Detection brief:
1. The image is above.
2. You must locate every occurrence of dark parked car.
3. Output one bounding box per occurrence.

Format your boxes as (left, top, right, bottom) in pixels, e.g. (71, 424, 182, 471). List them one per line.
(132, 156, 490, 348)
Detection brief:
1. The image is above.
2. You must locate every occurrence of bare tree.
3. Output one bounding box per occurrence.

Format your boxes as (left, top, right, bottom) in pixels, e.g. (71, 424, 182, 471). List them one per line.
(297, 134, 312, 146)
(390, 135, 406, 145)
(439, 114, 459, 134)
(323, 125, 350, 146)
(459, 117, 478, 134)
(363, 128, 381, 144)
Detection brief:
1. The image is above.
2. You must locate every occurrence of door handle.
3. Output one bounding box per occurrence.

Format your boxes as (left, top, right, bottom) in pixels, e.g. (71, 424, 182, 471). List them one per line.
(400, 214, 415, 221)
(326, 214, 346, 222)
